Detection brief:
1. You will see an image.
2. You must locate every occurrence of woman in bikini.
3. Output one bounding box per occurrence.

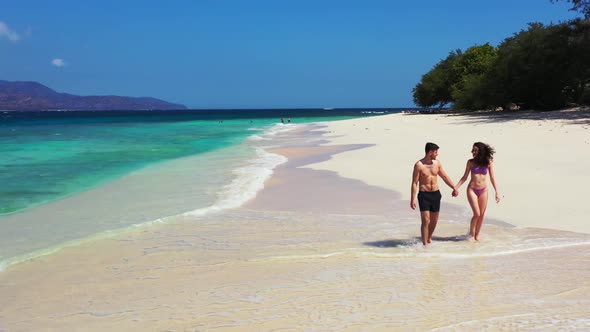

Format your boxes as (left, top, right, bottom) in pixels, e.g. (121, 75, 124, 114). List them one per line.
(454, 142, 501, 241)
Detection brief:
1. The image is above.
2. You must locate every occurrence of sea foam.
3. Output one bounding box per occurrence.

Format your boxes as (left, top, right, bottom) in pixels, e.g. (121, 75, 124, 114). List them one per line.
(184, 147, 286, 217)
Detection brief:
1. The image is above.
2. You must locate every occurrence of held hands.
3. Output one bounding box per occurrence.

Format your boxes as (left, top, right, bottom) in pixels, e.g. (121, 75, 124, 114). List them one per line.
(452, 188, 459, 197)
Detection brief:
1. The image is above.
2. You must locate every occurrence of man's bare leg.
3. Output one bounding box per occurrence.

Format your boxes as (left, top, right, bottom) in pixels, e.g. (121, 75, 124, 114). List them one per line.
(427, 212, 439, 243)
(420, 211, 431, 246)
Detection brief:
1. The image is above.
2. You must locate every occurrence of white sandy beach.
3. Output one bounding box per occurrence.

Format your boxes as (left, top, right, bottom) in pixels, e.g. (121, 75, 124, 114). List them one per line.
(307, 109, 590, 234)
(1, 110, 589, 331)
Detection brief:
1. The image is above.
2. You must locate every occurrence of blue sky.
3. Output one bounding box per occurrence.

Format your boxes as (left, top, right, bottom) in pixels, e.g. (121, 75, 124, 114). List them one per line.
(0, 0, 580, 108)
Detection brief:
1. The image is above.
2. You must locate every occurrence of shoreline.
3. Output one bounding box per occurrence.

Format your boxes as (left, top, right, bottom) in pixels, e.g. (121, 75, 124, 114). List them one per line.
(0, 123, 289, 272)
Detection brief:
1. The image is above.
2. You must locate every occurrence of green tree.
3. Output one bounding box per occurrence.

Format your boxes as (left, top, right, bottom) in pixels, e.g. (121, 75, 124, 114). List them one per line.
(494, 23, 571, 109)
(560, 19, 590, 104)
(450, 44, 498, 110)
(412, 50, 461, 108)
(412, 13, 590, 111)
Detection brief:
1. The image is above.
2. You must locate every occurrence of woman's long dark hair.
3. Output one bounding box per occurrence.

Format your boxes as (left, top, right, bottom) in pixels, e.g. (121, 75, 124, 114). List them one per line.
(472, 142, 495, 167)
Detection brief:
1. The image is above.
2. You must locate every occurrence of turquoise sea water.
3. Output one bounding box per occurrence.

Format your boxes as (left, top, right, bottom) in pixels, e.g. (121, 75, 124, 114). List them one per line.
(0, 108, 401, 269)
(1, 109, 398, 215)
(2, 117, 264, 214)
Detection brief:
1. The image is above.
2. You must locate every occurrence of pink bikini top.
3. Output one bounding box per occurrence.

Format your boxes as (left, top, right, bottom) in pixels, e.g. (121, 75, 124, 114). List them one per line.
(471, 164, 489, 175)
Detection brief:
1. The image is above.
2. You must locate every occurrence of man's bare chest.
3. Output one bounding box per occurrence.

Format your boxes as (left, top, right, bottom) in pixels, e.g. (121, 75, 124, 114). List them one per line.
(420, 165, 439, 177)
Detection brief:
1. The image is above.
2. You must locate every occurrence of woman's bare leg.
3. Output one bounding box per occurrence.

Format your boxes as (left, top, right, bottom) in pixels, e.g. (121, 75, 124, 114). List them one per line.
(467, 188, 480, 240)
(474, 190, 489, 241)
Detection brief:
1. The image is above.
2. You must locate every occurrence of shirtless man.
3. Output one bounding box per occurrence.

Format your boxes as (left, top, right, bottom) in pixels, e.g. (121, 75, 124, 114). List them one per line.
(411, 142, 458, 246)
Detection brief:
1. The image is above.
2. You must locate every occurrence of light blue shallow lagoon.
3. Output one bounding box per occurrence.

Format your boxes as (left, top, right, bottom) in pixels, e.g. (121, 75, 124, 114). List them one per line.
(0, 108, 401, 269)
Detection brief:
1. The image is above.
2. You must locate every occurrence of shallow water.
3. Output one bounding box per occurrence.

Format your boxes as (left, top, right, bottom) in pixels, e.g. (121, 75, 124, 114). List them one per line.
(2, 206, 588, 330)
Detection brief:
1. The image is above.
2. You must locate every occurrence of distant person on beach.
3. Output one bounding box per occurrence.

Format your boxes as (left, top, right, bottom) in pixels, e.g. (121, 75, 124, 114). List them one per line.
(411, 142, 459, 246)
(453, 142, 501, 241)
(287, 118, 291, 123)
(281, 117, 284, 124)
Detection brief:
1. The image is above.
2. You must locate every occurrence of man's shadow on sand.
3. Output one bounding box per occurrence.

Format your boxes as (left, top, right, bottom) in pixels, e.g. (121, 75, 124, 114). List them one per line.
(363, 235, 468, 248)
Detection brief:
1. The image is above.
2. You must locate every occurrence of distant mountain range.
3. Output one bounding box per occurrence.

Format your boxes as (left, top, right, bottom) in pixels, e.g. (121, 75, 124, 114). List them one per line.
(0, 80, 187, 111)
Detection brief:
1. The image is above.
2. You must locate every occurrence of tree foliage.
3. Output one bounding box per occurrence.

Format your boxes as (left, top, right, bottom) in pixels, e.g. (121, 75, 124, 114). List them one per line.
(450, 44, 498, 111)
(494, 23, 571, 109)
(412, 50, 460, 108)
(412, 18, 590, 111)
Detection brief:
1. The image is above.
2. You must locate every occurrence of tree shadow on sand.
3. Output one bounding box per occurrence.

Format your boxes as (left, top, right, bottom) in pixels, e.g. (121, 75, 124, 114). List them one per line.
(446, 107, 590, 126)
(363, 235, 468, 248)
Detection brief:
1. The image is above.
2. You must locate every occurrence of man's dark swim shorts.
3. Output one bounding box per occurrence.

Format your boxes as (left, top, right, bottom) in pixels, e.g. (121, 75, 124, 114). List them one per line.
(417, 190, 442, 212)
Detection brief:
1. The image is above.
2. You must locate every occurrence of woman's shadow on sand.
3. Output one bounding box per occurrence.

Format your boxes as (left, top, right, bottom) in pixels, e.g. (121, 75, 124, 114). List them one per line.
(363, 235, 468, 248)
